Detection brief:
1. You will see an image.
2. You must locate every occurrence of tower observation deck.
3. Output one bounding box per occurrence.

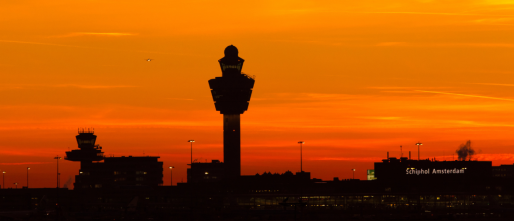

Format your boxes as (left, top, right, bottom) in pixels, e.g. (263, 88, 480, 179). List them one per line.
(65, 128, 104, 164)
(208, 45, 255, 179)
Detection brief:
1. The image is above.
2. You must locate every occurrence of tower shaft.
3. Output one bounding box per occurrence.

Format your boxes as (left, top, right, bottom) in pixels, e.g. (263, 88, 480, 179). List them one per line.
(223, 114, 241, 178)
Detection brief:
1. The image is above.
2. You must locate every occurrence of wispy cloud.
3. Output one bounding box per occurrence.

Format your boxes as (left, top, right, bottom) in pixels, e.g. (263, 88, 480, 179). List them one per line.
(440, 120, 514, 127)
(0, 162, 51, 165)
(309, 157, 383, 162)
(474, 17, 514, 25)
(288, 93, 357, 101)
(269, 8, 322, 15)
(0, 39, 87, 48)
(0, 86, 24, 91)
(0, 149, 62, 156)
(368, 86, 451, 90)
(449, 43, 514, 48)
(355, 11, 486, 16)
(0, 39, 186, 56)
(254, 93, 358, 102)
(370, 42, 514, 48)
(482, 0, 514, 5)
(77, 32, 135, 36)
(369, 86, 414, 89)
(54, 32, 136, 38)
(166, 98, 195, 101)
(469, 83, 514, 87)
(376, 42, 408, 46)
(53, 84, 139, 89)
(359, 116, 402, 120)
(380, 90, 421, 93)
(415, 90, 514, 102)
(0, 84, 139, 89)
(92, 120, 219, 127)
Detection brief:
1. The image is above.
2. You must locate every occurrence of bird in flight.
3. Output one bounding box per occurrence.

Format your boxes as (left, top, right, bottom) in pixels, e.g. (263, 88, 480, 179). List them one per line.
(146, 59, 153, 61)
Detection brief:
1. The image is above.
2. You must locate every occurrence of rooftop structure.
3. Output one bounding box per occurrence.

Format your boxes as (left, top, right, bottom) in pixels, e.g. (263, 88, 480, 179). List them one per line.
(65, 129, 104, 163)
(374, 157, 492, 184)
(187, 160, 224, 183)
(66, 131, 163, 189)
(76, 156, 163, 189)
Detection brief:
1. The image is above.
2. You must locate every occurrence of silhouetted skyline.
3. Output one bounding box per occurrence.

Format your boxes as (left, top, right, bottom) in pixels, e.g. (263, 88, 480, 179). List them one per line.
(3, 1, 514, 189)
(2, 42, 514, 220)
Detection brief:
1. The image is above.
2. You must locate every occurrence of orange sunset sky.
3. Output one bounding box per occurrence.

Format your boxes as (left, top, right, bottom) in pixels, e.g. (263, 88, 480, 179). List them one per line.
(2, 0, 514, 188)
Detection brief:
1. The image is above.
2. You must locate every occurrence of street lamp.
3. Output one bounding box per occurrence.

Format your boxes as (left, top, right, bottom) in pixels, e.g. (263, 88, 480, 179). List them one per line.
(169, 166, 175, 186)
(14, 183, 17, 189)
(416, 142, 423, 160)
(188, 140, 195, 165)
(298, 141, 305, 172)
(352, 169, 356, 179)
(27, 167, 30, 188)
(2, 171, 5, 189)
(54, 156, 61, 188)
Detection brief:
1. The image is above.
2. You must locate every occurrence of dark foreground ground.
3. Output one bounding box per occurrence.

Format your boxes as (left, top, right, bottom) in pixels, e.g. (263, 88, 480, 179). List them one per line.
(2, 209, 514, 221)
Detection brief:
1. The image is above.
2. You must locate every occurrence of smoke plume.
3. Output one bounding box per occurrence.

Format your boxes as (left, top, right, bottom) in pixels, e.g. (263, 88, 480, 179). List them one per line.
(456, 140, 475, 161)
(63, 176, 73, 189)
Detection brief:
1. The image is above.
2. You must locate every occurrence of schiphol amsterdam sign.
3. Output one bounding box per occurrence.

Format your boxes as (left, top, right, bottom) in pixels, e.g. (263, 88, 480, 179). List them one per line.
(406, 168, 466, 175)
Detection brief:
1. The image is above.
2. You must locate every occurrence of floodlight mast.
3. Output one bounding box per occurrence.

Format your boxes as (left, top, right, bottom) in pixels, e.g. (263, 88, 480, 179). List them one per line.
(2, 171, 5, 189)
(54, 156, 61, 188)
(188, 140, 195, 165)
(27, 167, 30, 188)
(169, 166, 175, 186)
(416, 142, 423, 160)
(298, 141, 305, 172)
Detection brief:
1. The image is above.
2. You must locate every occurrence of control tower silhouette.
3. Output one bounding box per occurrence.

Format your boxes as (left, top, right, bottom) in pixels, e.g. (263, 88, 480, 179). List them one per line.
(65, 128, 104, 166)
(208, 45, 255, 179)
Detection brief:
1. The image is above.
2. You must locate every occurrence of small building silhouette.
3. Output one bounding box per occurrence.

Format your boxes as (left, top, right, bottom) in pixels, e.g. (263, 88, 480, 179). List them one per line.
(65, 130, 163, 189)
(187, 160, 224, 183)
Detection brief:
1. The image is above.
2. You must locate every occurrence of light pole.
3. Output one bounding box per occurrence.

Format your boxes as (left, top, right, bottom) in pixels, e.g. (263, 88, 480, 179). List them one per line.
(352, 169, 356, 179)
(416, 142, 423, 160)
(188, 140, 195, 165)
(54, 156, 61, 188)
(14, 183, 17, 189)
(2, 171, 5, 189)
(27, 167, 30, 188)
(298, 141, 305, 172)
(169, 166, 174, 186)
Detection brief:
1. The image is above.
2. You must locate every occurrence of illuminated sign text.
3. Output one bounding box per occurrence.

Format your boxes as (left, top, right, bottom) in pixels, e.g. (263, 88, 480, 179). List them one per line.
(406, 168, 465, 175)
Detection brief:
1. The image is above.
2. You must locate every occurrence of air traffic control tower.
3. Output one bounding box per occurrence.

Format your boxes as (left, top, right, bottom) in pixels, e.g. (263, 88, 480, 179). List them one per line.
(65, 129, 104, 166)
(209, 45, 255, 180)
